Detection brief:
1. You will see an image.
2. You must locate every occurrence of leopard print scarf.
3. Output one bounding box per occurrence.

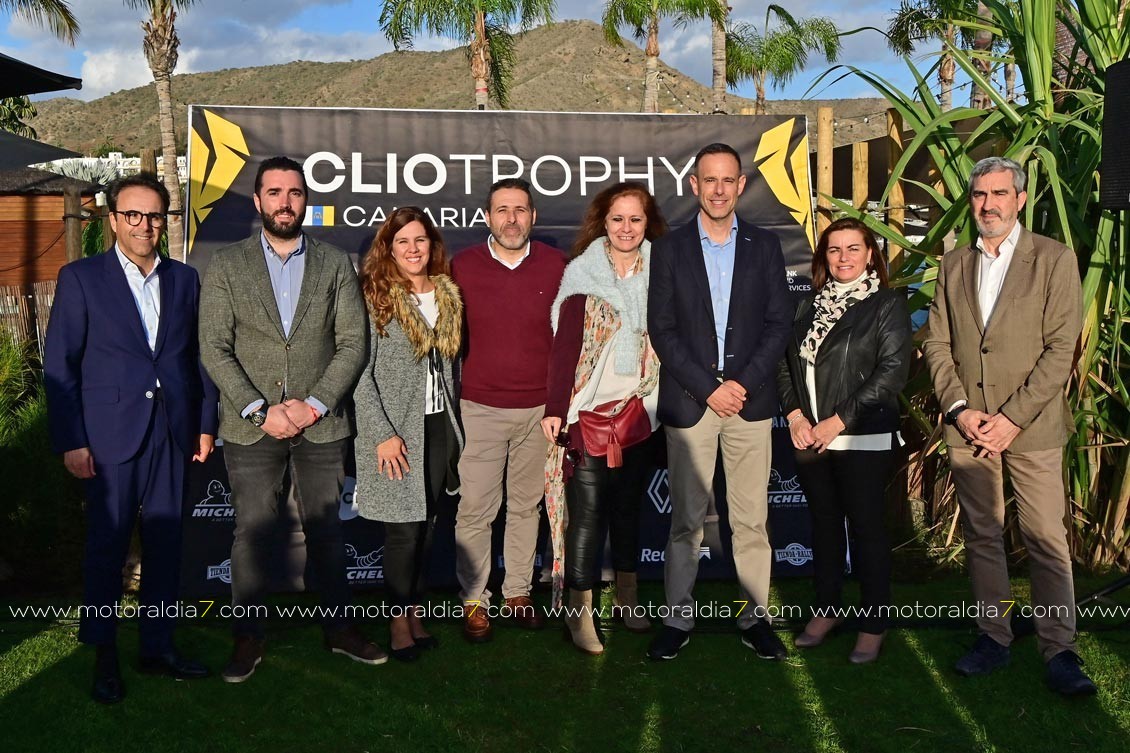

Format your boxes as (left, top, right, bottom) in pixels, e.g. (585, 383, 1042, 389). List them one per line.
(799, 270, 880, 365)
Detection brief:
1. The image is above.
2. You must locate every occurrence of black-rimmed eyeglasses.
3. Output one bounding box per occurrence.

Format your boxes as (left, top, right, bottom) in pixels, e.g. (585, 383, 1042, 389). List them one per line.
(112, 210, 167, 227)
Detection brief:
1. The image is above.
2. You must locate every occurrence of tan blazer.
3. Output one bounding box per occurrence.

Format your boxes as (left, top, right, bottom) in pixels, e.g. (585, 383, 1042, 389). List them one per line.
(922, 227, 1082, 453)
(199, 233, 368, 446)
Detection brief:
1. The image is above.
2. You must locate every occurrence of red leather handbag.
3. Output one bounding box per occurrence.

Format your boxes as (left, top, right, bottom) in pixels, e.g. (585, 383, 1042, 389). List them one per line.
(577, 396, 651, 468)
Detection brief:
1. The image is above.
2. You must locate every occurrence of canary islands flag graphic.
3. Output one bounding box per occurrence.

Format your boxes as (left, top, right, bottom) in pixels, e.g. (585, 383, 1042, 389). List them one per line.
(304, 206, 335, 226)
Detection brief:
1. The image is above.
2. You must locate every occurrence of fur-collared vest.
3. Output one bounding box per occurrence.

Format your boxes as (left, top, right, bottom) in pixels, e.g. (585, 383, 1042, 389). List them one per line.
(352, 275, 465, 523)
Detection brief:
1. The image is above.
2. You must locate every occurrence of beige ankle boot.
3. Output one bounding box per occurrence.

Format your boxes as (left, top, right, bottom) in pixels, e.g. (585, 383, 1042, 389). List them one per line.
(613, 571, 651, 632)
(565, 589, 604, 655)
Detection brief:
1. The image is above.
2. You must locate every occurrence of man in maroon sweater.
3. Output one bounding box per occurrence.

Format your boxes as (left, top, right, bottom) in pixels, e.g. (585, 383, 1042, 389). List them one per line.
(451, 178, 567, 643)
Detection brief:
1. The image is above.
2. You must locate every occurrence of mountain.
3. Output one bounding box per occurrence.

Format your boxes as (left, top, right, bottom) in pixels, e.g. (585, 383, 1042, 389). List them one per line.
(29, 20, 888, 154)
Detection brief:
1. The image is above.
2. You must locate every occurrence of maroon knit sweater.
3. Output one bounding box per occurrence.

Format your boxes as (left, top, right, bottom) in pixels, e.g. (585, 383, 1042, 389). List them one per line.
(452, 240, 567, 408)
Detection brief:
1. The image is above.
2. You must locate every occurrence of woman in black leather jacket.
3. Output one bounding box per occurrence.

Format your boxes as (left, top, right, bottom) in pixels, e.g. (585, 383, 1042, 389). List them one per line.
(776, 217, 912, 664)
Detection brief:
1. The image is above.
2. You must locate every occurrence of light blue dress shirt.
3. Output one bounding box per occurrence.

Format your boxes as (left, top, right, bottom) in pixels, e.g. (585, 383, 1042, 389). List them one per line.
(698, 215, 737, 368)
(242, 233, 326, 418)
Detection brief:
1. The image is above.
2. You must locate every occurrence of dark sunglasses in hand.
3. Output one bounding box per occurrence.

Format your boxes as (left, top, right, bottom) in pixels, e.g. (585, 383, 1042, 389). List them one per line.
(555, 431, 581, 466)
(113, 210, 167, 227)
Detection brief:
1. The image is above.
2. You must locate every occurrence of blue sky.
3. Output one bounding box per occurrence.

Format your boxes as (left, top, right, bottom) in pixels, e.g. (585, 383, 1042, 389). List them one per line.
(0, 0, 940, 104)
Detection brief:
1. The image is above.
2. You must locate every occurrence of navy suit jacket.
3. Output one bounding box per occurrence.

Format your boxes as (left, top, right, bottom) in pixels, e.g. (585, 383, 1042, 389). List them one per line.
(44, 250, 219, 465)
(647, 216, 793, 429)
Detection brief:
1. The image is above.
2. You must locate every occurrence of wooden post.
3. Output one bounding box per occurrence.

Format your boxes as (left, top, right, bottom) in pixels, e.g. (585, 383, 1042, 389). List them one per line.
(102, 205, 115, 251)
(139, 148, 157, 176)
(816, 106, 834, 236)
(852, 141, 869, 211)
(739, 107, 755, 115)
(886, 109, 905, 267)
(63, 186, 83, 263)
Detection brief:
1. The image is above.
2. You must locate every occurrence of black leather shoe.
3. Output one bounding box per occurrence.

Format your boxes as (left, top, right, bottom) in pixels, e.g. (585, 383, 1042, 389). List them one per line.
(741, 620, 788, 660)
(647, 626, 691, 660)
(1045, 650, 1098, 697)
(955, 634, 1010, 677)
(388, 642, 420, 663)
(412, 635, 439, 651)
(92, 644, 124, 705)
(139, 651, 212, 679)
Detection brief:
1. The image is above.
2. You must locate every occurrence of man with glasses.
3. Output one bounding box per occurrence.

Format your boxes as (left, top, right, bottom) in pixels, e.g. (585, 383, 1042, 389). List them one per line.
(45, 173, 219, 704)
(199, 156, 380, 683)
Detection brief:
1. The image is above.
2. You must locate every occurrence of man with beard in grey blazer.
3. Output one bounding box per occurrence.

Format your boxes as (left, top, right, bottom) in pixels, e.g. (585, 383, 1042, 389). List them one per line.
(199, 156, 383, 683)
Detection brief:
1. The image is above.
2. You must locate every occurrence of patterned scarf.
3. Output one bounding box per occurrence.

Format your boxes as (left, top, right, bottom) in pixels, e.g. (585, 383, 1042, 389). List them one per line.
(799, 270, 880, 365)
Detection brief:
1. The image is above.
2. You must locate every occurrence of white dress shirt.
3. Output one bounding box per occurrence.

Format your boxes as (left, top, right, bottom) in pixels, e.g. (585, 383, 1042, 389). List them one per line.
(975, 221, 1022, 327)
(487, 236, 531, 269)
(115, 246, 161, 352)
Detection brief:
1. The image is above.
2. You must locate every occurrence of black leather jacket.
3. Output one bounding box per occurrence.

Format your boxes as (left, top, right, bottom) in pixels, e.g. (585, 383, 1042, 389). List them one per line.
(776, 288, 912, 435)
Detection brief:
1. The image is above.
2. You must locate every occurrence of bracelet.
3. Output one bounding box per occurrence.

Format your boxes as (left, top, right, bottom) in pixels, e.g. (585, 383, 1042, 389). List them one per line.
(787, 414, 805, 427)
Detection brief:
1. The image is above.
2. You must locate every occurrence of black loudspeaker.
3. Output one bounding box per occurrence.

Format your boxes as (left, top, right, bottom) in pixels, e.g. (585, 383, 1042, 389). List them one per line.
(1102, 58, 1130, 210)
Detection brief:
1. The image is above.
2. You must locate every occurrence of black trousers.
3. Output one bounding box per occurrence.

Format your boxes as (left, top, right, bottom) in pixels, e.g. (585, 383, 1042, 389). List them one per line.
(224, 435, 351, 638)
(564, 437, 651, 591)
(383, 411, 449, 608)
(794, 447, 895, 634)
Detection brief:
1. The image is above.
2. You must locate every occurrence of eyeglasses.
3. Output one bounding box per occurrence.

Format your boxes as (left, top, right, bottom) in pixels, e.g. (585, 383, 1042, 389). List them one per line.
(112, 210, 167, 227)
(555, 431, 582, 466)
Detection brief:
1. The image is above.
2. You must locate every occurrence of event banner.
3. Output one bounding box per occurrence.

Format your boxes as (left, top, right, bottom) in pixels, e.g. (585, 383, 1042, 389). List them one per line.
(181, 106, 821, 598)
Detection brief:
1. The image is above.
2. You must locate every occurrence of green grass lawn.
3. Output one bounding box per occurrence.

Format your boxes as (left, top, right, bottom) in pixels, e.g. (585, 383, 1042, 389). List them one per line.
(2, 576, 1128, 753)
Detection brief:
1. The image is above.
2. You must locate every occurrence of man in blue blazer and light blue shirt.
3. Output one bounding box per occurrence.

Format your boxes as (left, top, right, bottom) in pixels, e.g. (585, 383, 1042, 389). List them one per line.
(646, 143, 793, 661)
(44, 174, 219, 704)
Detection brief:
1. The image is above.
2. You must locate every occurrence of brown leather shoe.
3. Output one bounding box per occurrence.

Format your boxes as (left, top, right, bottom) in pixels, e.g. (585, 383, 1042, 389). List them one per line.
(463, 603, 493, 643)
(324, 625, 388, 665)
(504, 595, 545, 630)
(222, 635, 264, 684)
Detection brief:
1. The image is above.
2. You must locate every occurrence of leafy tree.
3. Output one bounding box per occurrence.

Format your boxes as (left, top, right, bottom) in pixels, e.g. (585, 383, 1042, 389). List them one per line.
(0, 96, 38, 138)
(725, 4, 840, 115)
(886, 0, 980, 111)
(380, 0, 556, 109)
(601, 0, 726, 113)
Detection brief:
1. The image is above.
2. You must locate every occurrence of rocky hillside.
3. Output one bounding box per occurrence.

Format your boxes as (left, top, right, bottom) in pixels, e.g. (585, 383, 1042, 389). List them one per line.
(30, 19, 888, 154)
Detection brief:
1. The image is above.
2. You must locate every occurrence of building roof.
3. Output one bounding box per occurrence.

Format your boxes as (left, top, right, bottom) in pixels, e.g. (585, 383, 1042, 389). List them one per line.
(0, 167, 100, 196)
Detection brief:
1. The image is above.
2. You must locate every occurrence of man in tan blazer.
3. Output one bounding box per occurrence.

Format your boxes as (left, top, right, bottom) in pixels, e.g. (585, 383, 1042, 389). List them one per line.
(199, 156, 382, 683)
(923, 156, 1094, 696)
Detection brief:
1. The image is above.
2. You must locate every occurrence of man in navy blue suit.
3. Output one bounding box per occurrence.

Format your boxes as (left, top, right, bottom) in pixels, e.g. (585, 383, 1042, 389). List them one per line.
(646, 143, 793, 661)
(44, 173, 218, 704)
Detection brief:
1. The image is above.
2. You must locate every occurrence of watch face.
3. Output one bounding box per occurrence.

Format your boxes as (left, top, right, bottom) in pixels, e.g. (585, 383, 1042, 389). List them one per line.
(249, 410, 267, 427)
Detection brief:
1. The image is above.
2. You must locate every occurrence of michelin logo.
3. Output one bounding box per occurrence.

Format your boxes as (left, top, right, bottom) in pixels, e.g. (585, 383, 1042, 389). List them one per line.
(193, 479, 235, 519)
(768, 469, 806, 507)
(207, 559, 232, 584)
(346, 544, 383, 582)
(775, 543, 814, 566)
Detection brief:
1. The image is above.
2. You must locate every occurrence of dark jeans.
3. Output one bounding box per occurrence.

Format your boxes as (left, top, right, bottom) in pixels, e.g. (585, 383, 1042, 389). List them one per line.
(383, 411, 448, 607)
(794, 447, 895, 634)
(224, 435, 351, 638)
(564, 436, 651, 591)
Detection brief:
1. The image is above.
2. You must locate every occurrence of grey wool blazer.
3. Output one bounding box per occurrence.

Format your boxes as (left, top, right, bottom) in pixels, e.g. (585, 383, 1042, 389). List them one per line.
(353, 275, 465, 523)
(198, 233, 368, 445)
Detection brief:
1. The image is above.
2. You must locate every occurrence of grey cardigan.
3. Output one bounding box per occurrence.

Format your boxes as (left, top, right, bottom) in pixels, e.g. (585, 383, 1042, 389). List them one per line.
(353, 277, 464, 522)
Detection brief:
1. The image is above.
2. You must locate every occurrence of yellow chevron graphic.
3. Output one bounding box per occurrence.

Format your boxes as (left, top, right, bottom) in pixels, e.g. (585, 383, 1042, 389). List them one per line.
(188, 110, 249, 254)
(754, 119, 815, 251)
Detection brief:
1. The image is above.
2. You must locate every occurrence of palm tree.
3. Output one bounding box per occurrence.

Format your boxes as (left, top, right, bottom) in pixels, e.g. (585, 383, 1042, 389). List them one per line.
(0, 0, 80, 137)
(0, 0, 79, 42)
(725, 4, 840, 116)
(601, 0, 727, 113)
(380, 0, 556, 110)
(127, 0, 192, 257)
(886, 0, 979, 111)
(710, 4, 729, 113)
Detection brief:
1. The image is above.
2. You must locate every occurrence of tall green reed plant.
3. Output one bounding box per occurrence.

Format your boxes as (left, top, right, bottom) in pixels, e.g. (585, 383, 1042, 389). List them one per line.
(817, 0, 1129, 568)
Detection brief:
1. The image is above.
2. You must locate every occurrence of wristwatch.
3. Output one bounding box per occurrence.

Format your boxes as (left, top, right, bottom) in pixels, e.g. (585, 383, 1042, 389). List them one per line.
(944, 405, 967, 426)
(247, 407, 268, 427)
